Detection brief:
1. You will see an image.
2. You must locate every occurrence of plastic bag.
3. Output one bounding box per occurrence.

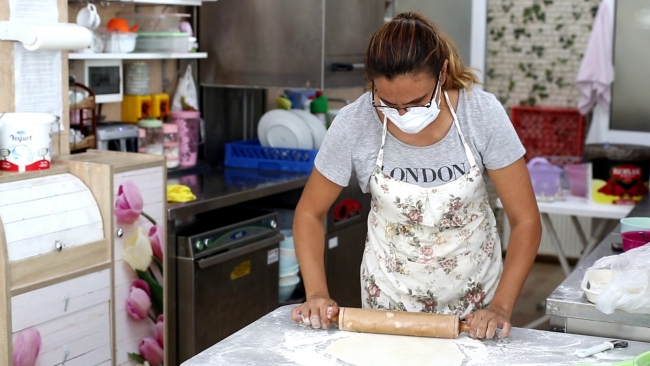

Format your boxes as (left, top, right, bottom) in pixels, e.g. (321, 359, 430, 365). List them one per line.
(588, 244, 650, 314)
(172, 64, 199, 111)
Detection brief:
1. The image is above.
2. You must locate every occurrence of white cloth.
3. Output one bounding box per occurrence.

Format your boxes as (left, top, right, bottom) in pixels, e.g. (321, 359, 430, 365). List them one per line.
(576, 0, 614, 116)
(360, 91, 503, 318)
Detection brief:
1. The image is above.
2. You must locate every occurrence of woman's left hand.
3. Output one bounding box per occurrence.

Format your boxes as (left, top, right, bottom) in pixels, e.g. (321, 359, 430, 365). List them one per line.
(465, 306, 512, 339)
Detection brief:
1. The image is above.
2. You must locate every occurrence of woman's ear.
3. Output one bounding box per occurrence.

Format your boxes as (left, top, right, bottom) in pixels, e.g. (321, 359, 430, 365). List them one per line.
(441, 59, 449, 86)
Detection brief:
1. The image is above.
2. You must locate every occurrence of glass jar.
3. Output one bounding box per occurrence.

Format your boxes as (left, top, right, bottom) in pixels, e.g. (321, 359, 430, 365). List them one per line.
(138, 128, 147, 153)
(137, 118, 163, 155)
(162, 122, 180, 169)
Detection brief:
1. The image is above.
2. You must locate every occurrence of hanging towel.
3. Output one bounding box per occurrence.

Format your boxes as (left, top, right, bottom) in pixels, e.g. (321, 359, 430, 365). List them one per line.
(576, 0, 614, 116)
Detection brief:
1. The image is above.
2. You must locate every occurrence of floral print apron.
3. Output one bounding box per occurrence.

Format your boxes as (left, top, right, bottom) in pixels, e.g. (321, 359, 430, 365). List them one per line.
(361, 91, 503, 318)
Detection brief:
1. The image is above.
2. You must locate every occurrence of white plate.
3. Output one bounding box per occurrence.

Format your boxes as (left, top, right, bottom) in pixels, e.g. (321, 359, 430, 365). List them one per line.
(290, 109, 327, 149)
(257, 110, 287, 146)
(260, 110, 313, 149)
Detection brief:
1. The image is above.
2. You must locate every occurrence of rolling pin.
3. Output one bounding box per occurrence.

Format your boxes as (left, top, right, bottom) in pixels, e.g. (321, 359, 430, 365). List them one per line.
(330, 307, 471, 339)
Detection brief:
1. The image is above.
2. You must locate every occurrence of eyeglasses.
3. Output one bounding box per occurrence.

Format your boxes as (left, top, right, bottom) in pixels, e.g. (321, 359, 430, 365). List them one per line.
(371, 79, 439, 114)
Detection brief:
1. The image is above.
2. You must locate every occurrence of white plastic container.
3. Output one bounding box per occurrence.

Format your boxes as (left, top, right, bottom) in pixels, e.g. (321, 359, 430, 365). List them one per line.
(0, 113, 58, 172)
(119, 13, 190, 32)
(581, 269, 613, 303)
(100, 32, 137, 53)
(135, 32, 189, 53)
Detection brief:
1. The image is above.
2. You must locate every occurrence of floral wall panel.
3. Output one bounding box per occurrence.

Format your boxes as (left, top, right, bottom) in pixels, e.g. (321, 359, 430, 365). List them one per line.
(113, 167, 165, 366)
(485, 0, 600, 113)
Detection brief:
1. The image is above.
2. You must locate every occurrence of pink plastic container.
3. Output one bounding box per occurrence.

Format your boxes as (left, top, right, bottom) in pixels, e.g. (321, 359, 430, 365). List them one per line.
(621, 231, 650, 252)
(169, 111, 203, 168)
(565, 164, 588, 197)
(527, 157, 562, 197)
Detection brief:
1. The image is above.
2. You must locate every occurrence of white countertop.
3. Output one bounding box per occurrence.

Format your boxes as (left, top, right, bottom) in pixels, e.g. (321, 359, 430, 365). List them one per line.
(182, 306, 650, 366)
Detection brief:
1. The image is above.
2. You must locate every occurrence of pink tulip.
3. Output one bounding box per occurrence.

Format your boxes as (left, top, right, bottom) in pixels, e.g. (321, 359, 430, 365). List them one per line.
(115, 180, 144, 224)
(13, 328, 41, 366)
(140, 337, 164, 366)
(154, 314, 164, 348)
(148, 224, 163, 262)
(126, 280, 151, 321)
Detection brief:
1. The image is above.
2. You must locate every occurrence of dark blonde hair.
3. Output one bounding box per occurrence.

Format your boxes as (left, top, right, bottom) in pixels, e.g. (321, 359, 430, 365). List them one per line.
(364, 12, 478, 91)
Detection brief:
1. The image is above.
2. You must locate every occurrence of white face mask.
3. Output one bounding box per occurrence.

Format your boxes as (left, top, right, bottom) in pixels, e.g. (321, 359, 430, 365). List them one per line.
(378, 75, 442, 134)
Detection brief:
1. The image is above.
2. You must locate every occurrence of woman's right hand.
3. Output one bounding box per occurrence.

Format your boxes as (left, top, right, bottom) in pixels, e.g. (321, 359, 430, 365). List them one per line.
(291, 293, 339, 330)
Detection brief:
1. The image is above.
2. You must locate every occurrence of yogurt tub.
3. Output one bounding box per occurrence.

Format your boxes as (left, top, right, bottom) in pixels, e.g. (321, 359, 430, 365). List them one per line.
(0, 113, 59, 172)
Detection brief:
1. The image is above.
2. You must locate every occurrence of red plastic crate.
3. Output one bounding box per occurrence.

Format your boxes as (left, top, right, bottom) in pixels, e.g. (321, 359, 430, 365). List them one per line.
(511, 106, 585, 162)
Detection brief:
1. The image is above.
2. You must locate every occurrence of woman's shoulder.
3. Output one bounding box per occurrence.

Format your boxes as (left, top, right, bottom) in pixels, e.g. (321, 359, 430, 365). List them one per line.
(336, 91, 373, 119)
(461, 87, 502, 110)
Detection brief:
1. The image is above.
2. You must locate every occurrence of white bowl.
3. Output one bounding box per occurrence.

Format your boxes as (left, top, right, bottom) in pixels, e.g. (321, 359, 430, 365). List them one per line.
(280, 250, 298, 270)
(279, 270, 300, 286)
(581, 269, 613, 303)
(280, 230, 294, 249)
(279, 275, 301, 302)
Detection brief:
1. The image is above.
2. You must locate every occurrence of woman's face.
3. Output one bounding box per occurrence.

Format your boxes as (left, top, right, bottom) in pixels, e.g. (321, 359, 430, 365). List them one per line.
(373, 73, 439, 116)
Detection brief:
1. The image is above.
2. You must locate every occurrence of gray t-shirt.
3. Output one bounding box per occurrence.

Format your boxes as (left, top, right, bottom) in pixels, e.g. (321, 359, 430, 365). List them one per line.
(314, 88, 525, 193)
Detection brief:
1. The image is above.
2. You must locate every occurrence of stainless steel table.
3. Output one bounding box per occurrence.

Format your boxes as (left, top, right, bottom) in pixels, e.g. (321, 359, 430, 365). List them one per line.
(547, 195, 650, 342)
(183, 305, 649, 366)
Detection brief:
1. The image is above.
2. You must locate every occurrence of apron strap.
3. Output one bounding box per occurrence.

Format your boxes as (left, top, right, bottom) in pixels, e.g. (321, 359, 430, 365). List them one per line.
(444, 91, 477, 167)
(375, 114, 389, 168)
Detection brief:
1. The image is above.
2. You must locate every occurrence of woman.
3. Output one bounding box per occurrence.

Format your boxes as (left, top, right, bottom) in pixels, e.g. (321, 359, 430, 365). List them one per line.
(290, 12, 541, 339)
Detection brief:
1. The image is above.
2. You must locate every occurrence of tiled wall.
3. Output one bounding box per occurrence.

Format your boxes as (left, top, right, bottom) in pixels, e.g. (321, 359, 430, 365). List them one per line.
(484, 0, 600, 113)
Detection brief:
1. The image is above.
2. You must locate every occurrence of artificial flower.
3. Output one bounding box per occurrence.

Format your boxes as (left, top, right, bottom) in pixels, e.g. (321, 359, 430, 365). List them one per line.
(140, 337, 164, 366)
(13, 328, 41, 366)
(154, 314, 164, 348)
(126, 280, 152, 321)
(115, 180, 144, 224)
(123, 227, 153, 272)
(148, 224, 164, 262)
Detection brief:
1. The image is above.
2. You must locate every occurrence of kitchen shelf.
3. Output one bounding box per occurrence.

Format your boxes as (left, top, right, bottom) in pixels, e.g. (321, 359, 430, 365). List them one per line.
(69, 52, 207, 60)
(68, 0, 216, 5)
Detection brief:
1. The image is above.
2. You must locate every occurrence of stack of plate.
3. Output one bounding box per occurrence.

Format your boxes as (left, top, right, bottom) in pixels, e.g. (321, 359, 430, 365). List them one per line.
(125, 62, 150, 95)
(257, 109, 327, 150)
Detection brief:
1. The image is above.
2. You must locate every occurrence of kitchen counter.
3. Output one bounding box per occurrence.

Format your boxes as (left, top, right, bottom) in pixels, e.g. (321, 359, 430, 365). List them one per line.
(182, 305, 649, 366)
(547, 195, 650, 342)
(166, 165, 310, 221)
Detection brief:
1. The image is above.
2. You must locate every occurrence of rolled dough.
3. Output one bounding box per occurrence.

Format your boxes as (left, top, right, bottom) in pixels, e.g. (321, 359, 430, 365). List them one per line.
(325, 332, 465, 366)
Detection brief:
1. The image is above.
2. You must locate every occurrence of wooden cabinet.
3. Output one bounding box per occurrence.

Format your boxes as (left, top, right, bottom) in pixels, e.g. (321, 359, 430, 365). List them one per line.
(11, 269, 111, 366)
(0, 150, 165, 366)
(57, 150, 166, 366)
(112, 166, 166, 365)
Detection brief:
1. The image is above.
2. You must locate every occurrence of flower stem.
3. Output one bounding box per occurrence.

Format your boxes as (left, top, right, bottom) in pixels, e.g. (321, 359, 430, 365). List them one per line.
(141, 211, 157, 225)
(148, 267, 157, 281)
(148, 312, 157, 323)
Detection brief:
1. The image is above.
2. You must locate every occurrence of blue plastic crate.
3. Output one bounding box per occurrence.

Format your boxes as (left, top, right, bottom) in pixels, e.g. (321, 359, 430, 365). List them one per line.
(224, 139, 317, 173)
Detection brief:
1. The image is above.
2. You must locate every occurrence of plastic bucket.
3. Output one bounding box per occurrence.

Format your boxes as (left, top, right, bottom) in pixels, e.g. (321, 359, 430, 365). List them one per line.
(0, 113, 58, 172)
(565, 164, 588, 197)
(620, 217, 650, 233)
(527, 157, 562, 197)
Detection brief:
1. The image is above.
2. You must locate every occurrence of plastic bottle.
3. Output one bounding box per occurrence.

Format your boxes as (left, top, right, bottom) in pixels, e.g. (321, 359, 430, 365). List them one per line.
(310, 91, 328, 127)
(138, 128, 147, 153)
(162, 123, 180, 169)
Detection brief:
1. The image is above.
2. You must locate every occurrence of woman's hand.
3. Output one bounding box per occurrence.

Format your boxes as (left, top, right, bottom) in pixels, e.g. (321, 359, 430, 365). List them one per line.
(291, 293, 339, 330)
(465, 305, 512, 339)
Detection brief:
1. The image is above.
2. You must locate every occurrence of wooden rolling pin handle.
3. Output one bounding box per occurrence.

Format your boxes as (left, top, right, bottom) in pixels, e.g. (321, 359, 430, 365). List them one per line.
(458, 321, 471, 334)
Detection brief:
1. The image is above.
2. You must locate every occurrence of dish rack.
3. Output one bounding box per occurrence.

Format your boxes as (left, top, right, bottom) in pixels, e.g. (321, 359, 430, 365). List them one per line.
(225, 139, 317, 173)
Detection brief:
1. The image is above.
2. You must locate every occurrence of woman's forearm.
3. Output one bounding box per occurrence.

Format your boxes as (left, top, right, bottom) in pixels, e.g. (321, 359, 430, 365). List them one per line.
(490, 217, 542, 313)
(293, 211, 330, 299)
